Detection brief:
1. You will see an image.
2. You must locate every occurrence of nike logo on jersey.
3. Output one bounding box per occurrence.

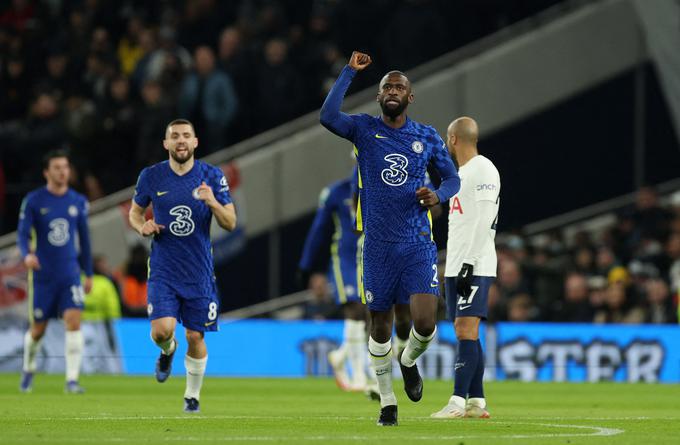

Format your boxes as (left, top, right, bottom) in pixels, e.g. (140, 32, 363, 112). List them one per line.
(458, 305, 472, 310)
(156, 191, 169, 196)
(454, 362, 466, 370)
(375, 134, 388, 139)
(204, 321, 216, 327)
(40, 208, 50, 215)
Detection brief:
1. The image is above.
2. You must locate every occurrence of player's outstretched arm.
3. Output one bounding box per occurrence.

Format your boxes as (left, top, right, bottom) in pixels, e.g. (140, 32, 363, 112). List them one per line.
(319, 51, 372, 140)
(129, 201, 165, 236)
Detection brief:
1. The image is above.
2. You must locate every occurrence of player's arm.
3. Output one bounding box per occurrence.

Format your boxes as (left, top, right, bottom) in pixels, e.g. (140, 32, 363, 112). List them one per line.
(17, 195, 40, 270)
(298, 187, 335, 285)
(77, 198, 94, 293)
(129, 201, 165, 236)
(319, 51, 372, 139)
(418, 138, 461, 207)
(196, 181, 237, 231)
(129, 169, 165, 236)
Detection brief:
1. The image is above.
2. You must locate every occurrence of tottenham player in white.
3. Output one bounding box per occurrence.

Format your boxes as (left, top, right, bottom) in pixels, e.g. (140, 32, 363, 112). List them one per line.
(432, 117, 500, 419)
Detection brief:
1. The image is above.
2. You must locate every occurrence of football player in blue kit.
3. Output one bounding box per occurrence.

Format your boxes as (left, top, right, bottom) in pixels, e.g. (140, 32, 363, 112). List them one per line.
(298, 166, 376, 394)
(129, 119, 236, 413)
(18, 150, 93, 394)
(320, 51, 461, 426)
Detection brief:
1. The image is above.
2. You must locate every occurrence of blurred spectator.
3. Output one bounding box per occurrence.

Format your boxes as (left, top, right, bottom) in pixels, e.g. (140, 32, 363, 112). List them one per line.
(146, 25, 192, 85)
(178, 45, 238, 153)
(506, 293, 537, 322)
(95, 75, 139, 193)
(217, 26, 253, 141)
(120, 244, 149, 317)
(0, 54, 29, 120)
(643, 278, 677, 324)
(553, 272, 593, 322)
(130, 27, 159, 94)
(496, 258, 529, 300)
(302, 273, 338, 320)
(135, 79, 174, 171)
(254, 37, 303, 131)
(593, 282, 645, 324)
(117, 16, 145, 76)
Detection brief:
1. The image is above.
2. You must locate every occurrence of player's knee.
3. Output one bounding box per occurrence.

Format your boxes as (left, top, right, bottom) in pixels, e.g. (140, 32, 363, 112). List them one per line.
(151, 329, 173, 343)
(185, 330, 204, 346)
(454, 319, 478, 340)
(412, 316, 435, 337)
(31, 325, 47, 340)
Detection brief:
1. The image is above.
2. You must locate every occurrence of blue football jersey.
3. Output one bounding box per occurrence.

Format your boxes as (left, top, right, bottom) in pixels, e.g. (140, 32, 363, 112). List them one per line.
(320, 65, 460, 244)
(17, 187, 93, 282)
(133, 160, 232, 298)
(299, 175, 358, 293)
(352, 115, 453, 242)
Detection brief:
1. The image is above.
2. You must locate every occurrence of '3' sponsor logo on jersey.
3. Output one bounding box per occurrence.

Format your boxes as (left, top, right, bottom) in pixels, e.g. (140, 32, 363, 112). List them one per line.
(168, 205, 195, 236)
(381, 154, 408, 186)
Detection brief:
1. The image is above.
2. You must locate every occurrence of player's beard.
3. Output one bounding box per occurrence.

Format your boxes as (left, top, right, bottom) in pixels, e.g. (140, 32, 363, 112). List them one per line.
(380, 96, 409, 118)
(171, 146, 194, 164)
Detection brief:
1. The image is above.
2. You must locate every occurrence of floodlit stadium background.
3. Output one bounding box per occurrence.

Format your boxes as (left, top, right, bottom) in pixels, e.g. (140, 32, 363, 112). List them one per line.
(1, 0, 679, 384)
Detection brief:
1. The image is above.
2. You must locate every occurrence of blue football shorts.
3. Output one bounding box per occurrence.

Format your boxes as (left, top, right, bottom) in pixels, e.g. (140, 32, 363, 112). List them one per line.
(30, 273, 84, 322)
(445, 276, 494, 320)
(361, 237, 439, 312)
(147, 280, 220, 332)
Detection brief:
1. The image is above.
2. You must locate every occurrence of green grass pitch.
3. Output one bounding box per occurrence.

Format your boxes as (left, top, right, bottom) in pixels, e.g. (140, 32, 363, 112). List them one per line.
(1, 374, 679, 444)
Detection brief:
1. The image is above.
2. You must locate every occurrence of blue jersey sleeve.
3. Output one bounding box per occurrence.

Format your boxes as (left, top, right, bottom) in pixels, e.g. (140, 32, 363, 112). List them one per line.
(208, 166, 232, 206)
(17, 195, 34, 258)
(320, 65, 361, 141)
(299, 187, 335, 271)
(430, 135, 461, 204)
(77, 196, 94, 277)
(133, 168, 151, 208)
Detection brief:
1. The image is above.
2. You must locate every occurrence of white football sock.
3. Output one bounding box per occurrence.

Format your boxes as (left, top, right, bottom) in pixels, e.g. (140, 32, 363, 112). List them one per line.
(368, 336, 396, 407)
(400, 326, 437, 368)
(346, 319, 367, 386)
(393, 335, 408, 357)
(65, 330, 84, 382)
(23, 331, 42, 373)
(467, 397, 486, 409)
(184, 355, 207, 400)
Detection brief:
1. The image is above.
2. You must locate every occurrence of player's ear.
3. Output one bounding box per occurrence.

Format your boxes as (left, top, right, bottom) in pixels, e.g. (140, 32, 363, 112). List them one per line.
(162, 139, 169, 151)
(408, 92, 414, 104)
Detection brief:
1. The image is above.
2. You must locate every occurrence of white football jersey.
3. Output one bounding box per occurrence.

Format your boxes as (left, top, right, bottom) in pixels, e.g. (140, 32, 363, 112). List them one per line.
(445, 155, 500, 277)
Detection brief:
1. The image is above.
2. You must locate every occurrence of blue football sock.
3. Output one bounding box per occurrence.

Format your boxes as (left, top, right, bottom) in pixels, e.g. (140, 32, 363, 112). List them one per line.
(468, 339, 485, 398)
(453, 339, 479, 398)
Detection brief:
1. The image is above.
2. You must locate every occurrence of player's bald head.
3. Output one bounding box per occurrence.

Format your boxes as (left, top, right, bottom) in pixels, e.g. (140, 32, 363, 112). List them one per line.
(379, 70, 410, 90)
(448, 116, 478, 145)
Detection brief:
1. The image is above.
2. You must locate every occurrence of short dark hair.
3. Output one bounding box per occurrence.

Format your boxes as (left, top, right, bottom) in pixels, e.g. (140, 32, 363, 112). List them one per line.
(42, 149, 70, 170)
(166, 118, 195, 135)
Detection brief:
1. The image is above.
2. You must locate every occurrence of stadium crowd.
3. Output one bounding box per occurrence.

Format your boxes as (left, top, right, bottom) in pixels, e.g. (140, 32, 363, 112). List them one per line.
(481, 186, 680, 324)
(4, 1, 675, 326)
(0, 0, 563, 235)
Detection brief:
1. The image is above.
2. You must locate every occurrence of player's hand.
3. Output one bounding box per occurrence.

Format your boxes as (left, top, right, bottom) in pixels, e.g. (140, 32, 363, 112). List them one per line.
(140, 219, 165, 236)
(416, 187, 440, 208)
(24, 253, 41, 270)
(196, 181, 217, 206)
(83, 276, 93, 294)
(349, 51, 372, 71)
(456, 263, 474, 298)
(309, 273, 328, 298)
